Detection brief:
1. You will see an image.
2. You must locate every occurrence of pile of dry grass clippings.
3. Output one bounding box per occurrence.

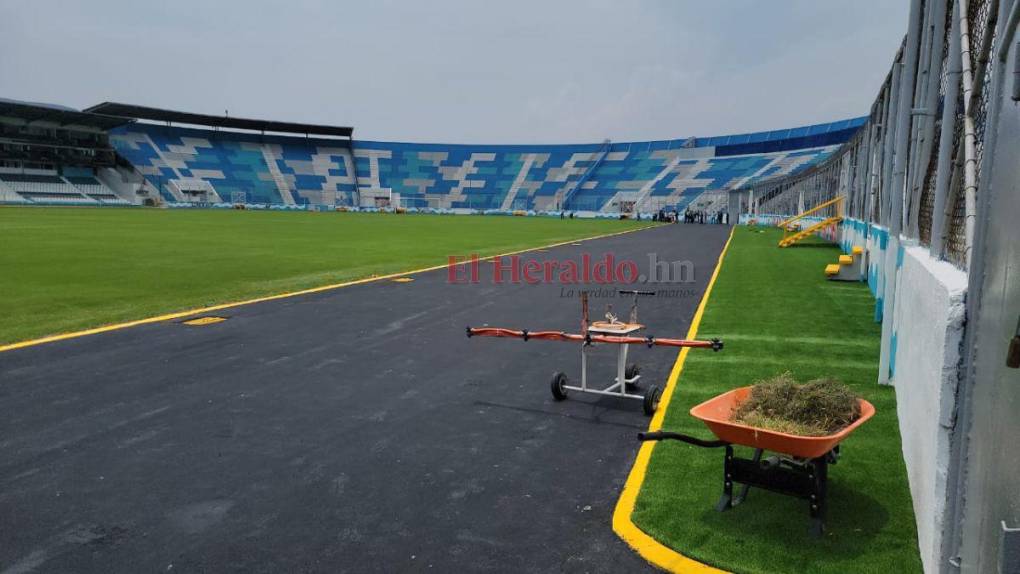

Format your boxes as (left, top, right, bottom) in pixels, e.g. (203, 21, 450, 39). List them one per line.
(731, 372, 862, 436)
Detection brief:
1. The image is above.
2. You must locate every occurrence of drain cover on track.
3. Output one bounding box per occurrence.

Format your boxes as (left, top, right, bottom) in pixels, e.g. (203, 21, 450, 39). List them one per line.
(181, 316, 227, 326)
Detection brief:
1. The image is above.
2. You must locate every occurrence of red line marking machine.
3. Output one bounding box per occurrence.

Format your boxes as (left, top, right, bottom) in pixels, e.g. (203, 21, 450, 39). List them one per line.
(466, 290, 723, 415)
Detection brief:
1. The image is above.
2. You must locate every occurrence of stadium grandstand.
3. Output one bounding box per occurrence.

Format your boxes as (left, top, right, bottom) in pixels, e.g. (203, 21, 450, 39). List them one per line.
(0, 99, 134, 206)
(1, 97, 865, 215)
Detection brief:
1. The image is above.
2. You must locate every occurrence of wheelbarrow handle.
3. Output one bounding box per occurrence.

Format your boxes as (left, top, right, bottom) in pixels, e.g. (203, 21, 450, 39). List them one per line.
(637, 431, 729, 448)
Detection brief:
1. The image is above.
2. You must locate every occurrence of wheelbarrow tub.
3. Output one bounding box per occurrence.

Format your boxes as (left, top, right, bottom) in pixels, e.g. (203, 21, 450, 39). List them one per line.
(690, 386, 875, 459)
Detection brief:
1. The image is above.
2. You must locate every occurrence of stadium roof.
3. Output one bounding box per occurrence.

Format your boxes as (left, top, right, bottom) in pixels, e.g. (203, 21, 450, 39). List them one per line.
(85, 102, 354, 138)
(0, 98, 132, 131)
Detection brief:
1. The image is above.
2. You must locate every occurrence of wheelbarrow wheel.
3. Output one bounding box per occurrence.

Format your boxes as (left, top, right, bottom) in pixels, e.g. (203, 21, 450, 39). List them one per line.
(643, 385, 662, 416)
(550, 372, 569, 401)
(625, 363, 640, 390)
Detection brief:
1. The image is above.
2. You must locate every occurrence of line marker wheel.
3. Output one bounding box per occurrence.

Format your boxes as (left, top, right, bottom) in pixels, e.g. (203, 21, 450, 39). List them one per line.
(642, 385, 662, 416)
(551, 372, 569, 401)
(625, 363, 641, 390)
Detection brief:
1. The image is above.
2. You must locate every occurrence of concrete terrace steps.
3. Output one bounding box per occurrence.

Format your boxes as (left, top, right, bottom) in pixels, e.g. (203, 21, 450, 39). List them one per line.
(825, 245, 865, 280)
(261, 145, 296, 206)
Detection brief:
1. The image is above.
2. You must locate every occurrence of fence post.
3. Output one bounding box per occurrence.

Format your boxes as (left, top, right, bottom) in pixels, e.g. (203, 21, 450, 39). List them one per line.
(879, 0, 925, 385)
(931, 3, 963, 259)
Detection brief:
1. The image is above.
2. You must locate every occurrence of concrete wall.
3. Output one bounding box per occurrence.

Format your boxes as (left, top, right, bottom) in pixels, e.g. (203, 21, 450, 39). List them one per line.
(888, 245, 967, 573)
(841, 218, 889, 320)
(835, 220, 968, 572)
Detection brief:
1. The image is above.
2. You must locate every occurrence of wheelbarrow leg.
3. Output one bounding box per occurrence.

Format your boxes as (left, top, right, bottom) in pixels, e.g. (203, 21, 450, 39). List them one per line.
(715, 445, 736, 512)
(731, 448, 762, 507)
(808, 454, 829, 537)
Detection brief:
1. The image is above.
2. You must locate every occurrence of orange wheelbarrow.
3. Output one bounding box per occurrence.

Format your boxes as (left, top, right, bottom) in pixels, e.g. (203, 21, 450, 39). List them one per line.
(639, 386, 875, 536)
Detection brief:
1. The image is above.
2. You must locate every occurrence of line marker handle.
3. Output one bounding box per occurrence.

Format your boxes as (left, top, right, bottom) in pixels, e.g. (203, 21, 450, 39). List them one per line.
(637, 431, 728, 448)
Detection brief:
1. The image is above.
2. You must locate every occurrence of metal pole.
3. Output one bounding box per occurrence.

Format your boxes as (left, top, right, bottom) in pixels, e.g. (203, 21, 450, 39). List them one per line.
(904, 0, 937, 236)
(881, 64, 900, 226)
(909, 0, 950, 238)
(879, 0, 925, 385)
(958, 0, 979, 268)
(931, 2, 963, 258)
(891, 0, 925, 236)
(869, 91, 888, 223)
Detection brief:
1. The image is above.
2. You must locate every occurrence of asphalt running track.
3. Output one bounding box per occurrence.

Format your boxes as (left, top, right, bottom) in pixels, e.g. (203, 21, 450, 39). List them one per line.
(0, 223, 731, 573)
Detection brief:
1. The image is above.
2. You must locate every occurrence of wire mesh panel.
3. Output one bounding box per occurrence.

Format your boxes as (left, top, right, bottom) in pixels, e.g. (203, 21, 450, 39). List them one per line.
(946, 173, 970, 266)
(968, 0, 997, 185)
(918, 0, 954, 245)
(918, 139, 940, 245)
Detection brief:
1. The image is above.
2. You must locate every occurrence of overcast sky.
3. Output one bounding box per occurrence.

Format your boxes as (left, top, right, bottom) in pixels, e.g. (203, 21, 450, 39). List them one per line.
(0, 0, 907, 144)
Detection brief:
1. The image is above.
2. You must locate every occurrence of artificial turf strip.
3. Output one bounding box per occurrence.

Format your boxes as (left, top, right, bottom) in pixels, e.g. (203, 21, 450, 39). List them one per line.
(0, 207, 652, 345)
(631, 226, 922, 574)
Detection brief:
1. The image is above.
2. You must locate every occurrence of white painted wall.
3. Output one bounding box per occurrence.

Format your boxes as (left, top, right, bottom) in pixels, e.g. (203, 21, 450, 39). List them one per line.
(834, 222, 969, 573)
(889, 244, 967, 573)
(839, 218, 888, 319)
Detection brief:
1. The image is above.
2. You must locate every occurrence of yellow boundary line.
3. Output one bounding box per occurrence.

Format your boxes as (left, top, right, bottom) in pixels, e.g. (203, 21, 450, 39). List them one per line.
(612, 225, 735, 574)
(0, 224, 658, 353)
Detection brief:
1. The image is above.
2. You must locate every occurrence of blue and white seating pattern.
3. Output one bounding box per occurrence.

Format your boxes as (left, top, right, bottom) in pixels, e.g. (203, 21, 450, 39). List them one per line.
(109, 117, 865, 212)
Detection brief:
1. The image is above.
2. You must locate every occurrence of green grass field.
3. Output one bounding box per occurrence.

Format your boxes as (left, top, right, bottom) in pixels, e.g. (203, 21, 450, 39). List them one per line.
(632, 227, 921, 574)
(0, 207, 652, 345)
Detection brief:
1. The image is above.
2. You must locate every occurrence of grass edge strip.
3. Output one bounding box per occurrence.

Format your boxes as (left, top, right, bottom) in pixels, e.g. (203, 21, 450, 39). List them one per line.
(611, 225, 735, 574)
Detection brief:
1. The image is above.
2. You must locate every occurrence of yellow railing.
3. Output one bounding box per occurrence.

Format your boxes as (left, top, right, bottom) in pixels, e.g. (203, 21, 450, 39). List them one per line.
(779, 216, 843, 247)
(776, 196, 844, 230)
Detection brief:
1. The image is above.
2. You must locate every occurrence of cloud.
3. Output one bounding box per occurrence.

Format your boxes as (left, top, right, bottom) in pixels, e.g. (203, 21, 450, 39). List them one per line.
(0, 0, 907, 143)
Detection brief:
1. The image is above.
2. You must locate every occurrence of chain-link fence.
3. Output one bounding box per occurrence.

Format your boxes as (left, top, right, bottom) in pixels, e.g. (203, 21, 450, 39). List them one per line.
(735, 0, 998, 271)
